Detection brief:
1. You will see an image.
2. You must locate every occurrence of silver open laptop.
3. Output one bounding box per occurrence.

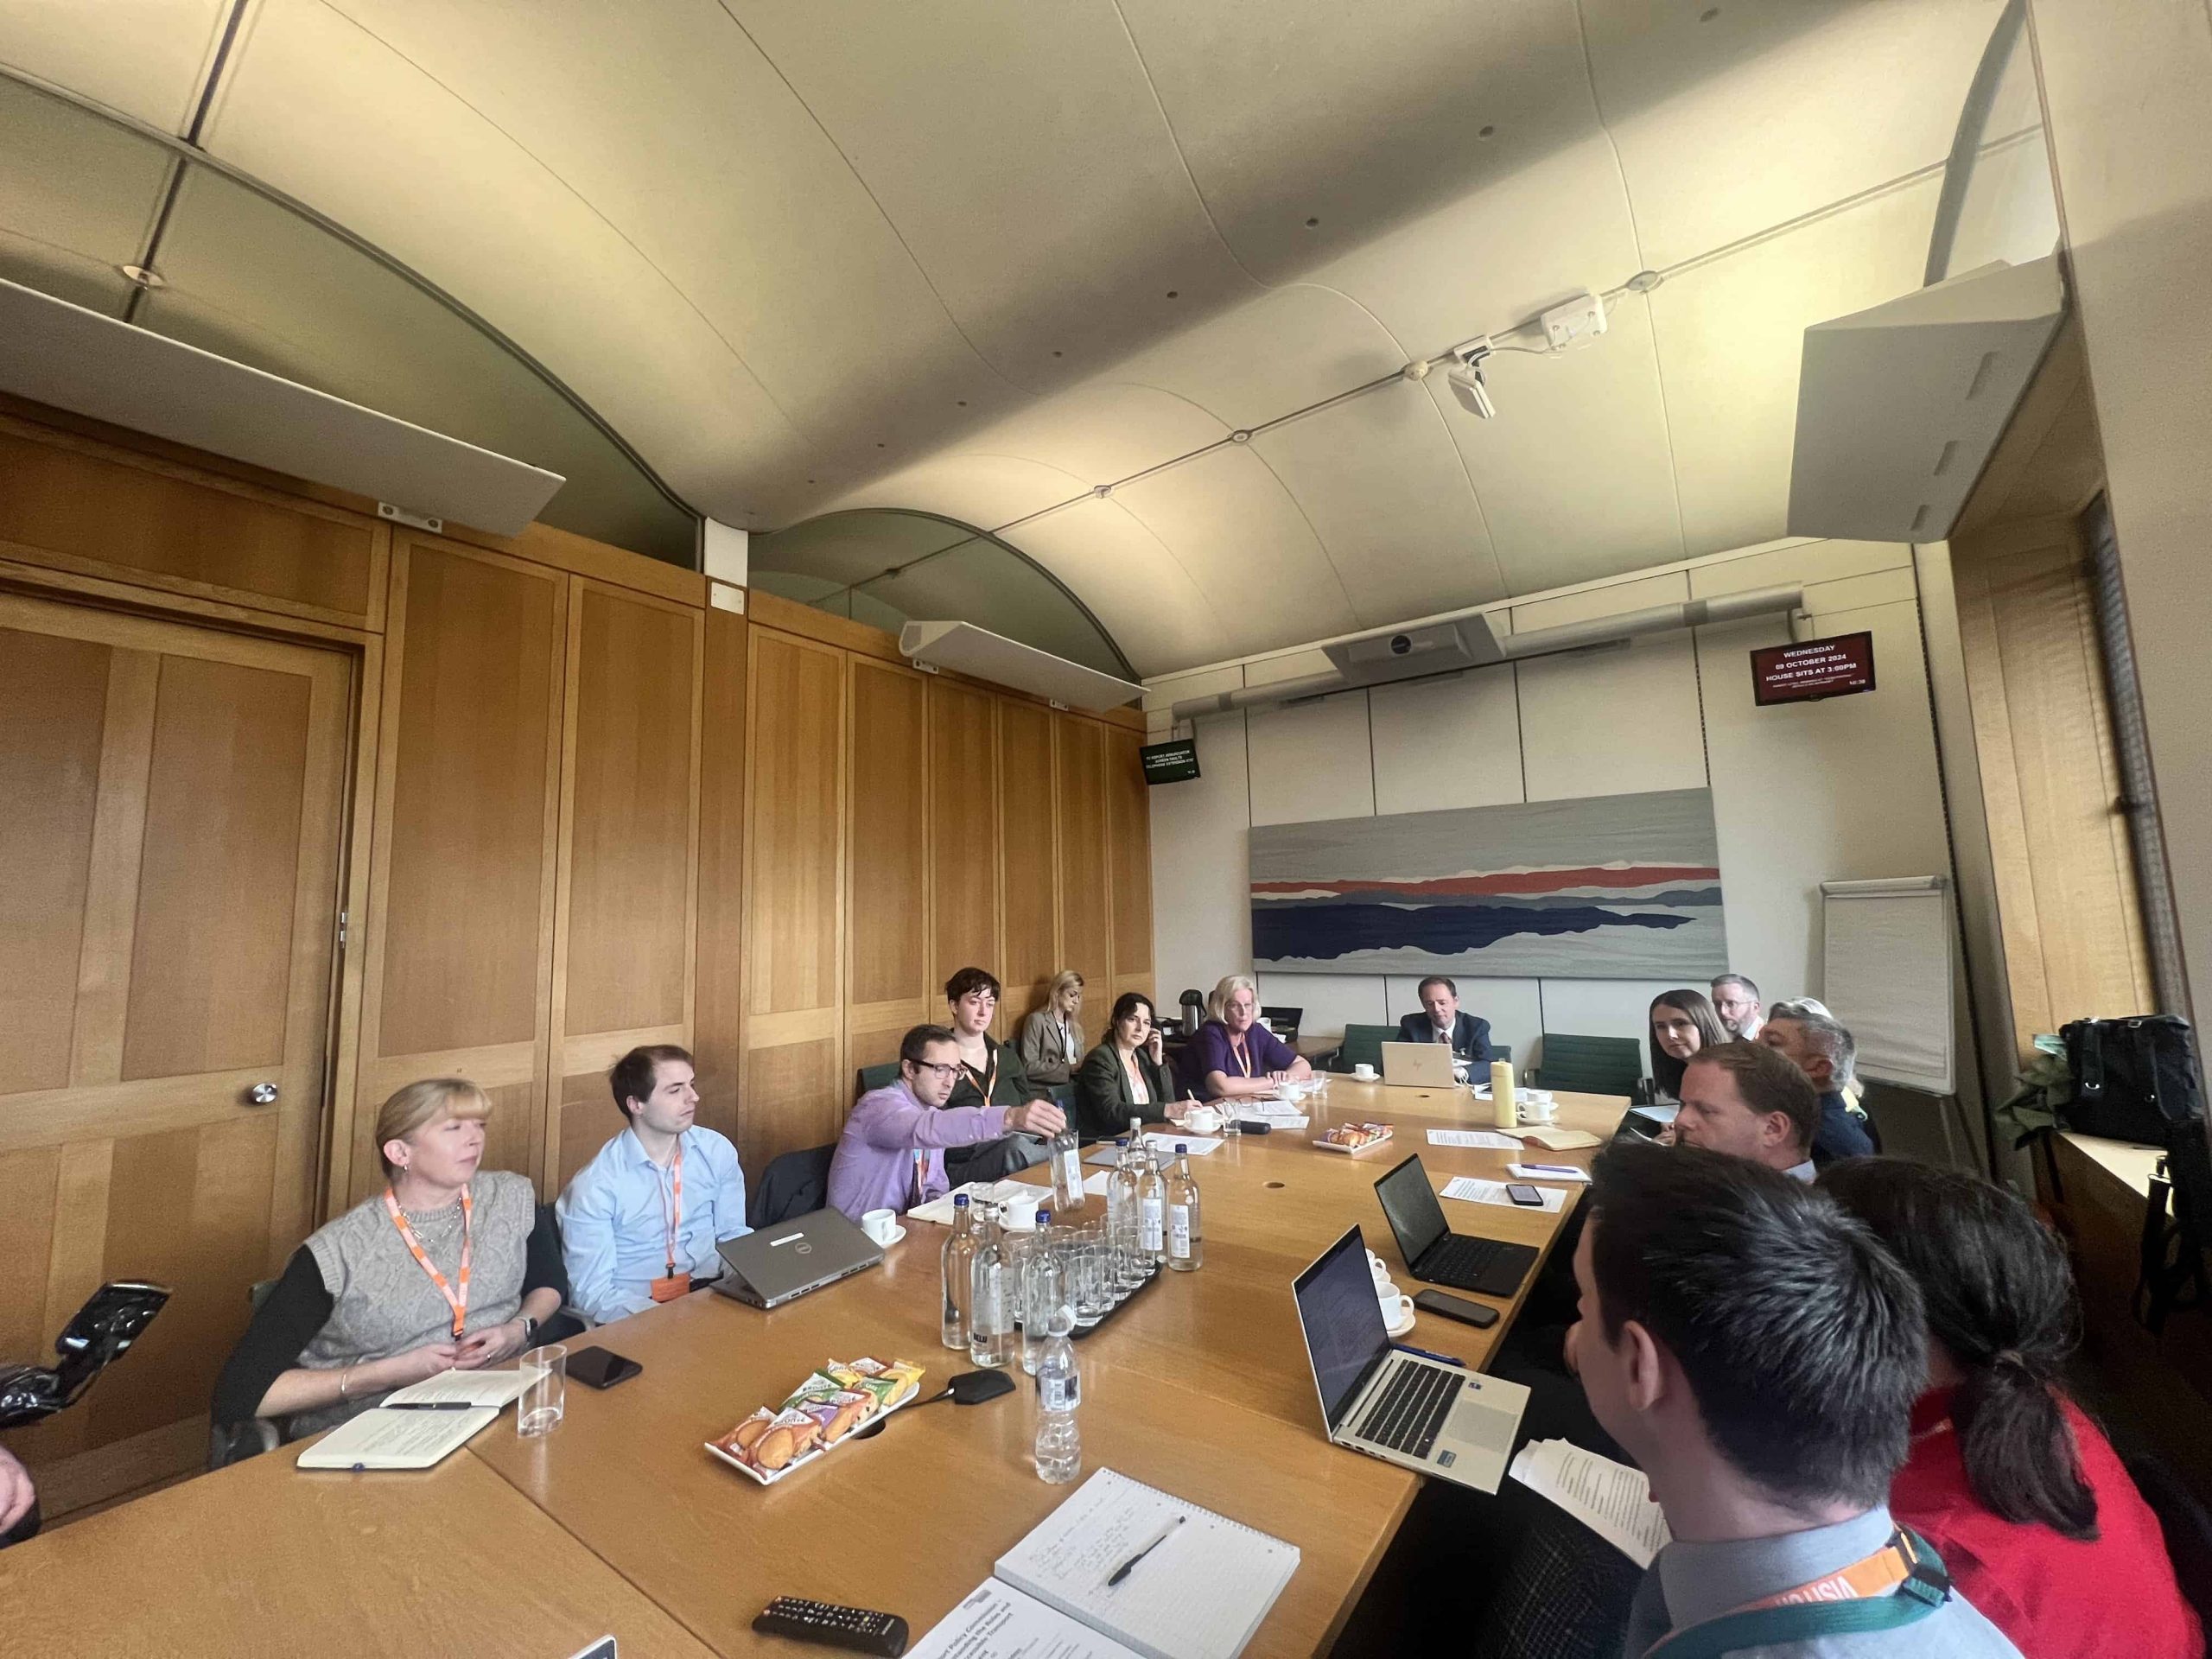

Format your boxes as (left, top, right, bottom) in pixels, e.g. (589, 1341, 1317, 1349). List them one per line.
(1380, 1039, 1457, 1089)
(1294, 1225, 1529, 1492)
(711, 1207, 881, 1309)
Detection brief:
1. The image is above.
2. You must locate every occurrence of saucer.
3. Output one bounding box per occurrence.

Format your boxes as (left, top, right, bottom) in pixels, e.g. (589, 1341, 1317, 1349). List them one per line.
(1383, 1305, 1416, 1338)
(869, 1224, 907, 1249)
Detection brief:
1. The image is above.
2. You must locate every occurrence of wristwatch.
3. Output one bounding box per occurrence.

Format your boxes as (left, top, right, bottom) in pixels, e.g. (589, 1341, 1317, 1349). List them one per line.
(516, 1314, 537, 1347)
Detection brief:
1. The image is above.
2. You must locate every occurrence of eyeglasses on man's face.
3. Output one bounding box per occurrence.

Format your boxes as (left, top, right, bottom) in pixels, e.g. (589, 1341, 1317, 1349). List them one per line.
(910, 1058, 961, 1081)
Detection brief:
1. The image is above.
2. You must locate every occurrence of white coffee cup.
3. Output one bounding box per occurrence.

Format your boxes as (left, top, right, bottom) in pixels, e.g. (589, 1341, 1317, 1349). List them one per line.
(1518, 1094, 1558, 1124)
(1353, 1063, 1377, 1081)
(861, 1208, 899, 1246)
(1376, 1285, 1414, 1329)
(1183, 1104, 1223, 1134)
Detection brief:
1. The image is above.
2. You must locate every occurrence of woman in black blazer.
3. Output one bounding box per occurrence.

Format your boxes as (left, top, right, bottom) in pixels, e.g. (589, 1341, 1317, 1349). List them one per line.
(1073, 991, 1176, 1139)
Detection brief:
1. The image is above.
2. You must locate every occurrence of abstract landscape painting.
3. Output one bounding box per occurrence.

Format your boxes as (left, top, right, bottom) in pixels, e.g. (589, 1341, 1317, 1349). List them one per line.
(1250, 787, 1727, 978)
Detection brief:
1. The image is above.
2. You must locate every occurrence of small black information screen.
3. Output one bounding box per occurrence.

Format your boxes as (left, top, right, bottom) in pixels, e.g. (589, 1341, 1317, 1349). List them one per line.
(1140, 738, 1201, 785)
(1751, 631, 1876, 706)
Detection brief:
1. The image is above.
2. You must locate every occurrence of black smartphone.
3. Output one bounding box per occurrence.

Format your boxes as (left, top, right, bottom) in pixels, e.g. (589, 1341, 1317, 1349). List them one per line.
(1506, 1182, 1545, 1206)
(564, 1346, 642, 1390)
(1413, 1289, 1499, 1329)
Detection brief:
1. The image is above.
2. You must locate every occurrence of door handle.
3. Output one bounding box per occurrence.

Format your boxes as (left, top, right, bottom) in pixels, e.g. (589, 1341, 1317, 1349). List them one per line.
(247, 1082, 279, 1106)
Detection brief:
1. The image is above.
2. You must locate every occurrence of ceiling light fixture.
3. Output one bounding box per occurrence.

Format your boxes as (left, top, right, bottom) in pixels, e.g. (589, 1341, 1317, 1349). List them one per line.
(118, 264, 165, 289)
(1445, 337, 1496, 419)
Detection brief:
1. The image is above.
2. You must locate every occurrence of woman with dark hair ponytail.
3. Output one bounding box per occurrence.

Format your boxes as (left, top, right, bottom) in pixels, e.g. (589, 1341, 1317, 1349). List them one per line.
(1823, 1158, 2202, 1659)
(1645, 988, 1729, 1102)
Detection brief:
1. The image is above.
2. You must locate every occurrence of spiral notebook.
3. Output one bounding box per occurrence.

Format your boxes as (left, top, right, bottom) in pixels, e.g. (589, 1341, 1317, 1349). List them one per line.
(908, 1468, 1300, 1659)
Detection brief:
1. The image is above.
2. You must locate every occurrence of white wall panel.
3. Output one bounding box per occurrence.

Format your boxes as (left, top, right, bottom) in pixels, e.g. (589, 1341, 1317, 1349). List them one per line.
(1369, 667, 1524, 816)
(1697, 599, 1951, 1000)
(1256, 974, 1388, 1047)
(1245, 693, 1375, 829)
(0, 0, 226, 133)
(1148, 712, 1253, 1020)
(1516, 632, 1706, 804)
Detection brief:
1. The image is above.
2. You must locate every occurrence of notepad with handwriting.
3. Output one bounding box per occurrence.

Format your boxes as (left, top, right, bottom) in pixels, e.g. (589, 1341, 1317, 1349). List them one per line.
(295, 1367, 539, 1470)
(907, 1469, 1299, 1659)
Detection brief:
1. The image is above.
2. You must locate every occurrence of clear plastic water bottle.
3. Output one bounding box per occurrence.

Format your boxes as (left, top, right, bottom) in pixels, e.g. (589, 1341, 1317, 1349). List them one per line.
(1033, 1325, 1081, 1484)
(1138, 1144, 1166, 1266)
(1166, 1144, 1202, 1272)
(1048, 1125, 1087, 1217)
(941, 1192, 976, 1350)
(1108, 1140, 1145, 1288)
(1022, 1206, 1067, 1375)
(969, 1201, 1013, 1369)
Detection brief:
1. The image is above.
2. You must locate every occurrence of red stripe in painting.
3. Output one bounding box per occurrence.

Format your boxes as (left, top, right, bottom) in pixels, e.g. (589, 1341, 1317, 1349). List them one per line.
(1250, 864, 1719, 898)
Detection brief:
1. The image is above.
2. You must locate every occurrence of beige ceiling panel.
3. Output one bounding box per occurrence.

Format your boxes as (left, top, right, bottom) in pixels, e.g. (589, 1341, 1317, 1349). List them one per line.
(1584, 0, 1990, 270)
(0, 0, 226, 132)
(974, 379, 1230, 490)
(728, 0, 1255, 385)
(1306, 133, 1643, 358)
(1114, 283, 1410, 429)
(1111, 445, 1357, 658)
(1428, 293, 1682, 594)
(0, 74, 171, 281)
(314, 1, 1007, 484)
(1249, 385, 1501, 630)
(203, 0, 806, 519)
(1116, 0, 1593, 282)
(1008, 499, 1225, 678)
(0, 227, 130, 313)
(1650, 175, 1939, 558)
(1512, 569, 1688, 632)
(824, 452, 1085, 531)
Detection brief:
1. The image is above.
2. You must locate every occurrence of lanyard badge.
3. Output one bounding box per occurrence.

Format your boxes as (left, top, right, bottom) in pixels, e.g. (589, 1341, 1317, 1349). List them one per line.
(385, 1185, 473, 1338)
(650, 1141, 689, 1303)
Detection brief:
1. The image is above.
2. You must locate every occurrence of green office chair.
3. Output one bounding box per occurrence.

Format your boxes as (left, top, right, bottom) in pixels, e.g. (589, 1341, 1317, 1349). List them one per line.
(1486, 1043, 1512, 1065)
(1529, 1033, 1643, 1097)
(1329, 1023, 1398, 1074)
(853, 1061, 900, 1101)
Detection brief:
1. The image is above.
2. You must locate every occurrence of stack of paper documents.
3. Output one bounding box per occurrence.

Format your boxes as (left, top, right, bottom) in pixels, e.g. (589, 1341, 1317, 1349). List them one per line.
(1427, 1129, 1521, 1150)
(1508, 1439, 1672, 1567)
(1440, 1175, 1567, 1213)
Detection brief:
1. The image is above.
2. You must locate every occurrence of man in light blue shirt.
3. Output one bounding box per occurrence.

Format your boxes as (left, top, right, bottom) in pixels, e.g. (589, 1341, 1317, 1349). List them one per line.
(557, 1045, 749, 1324)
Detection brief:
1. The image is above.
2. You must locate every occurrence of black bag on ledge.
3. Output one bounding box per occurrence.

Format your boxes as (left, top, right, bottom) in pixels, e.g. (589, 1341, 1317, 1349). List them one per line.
(2056, 1016, 2210, 1334)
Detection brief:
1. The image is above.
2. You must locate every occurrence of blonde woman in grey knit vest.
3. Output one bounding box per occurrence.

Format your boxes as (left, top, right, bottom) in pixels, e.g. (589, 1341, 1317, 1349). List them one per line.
(213, 1078, 567, 1443)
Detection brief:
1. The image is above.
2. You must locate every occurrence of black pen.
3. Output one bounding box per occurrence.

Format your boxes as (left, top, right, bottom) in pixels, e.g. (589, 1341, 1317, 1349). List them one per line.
(1104, 1515, 1185, 1588)
(385, 1401, 475, 1411)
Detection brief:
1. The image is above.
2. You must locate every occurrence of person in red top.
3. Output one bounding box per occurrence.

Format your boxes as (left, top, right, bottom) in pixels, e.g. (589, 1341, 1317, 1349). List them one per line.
(1823, 1157, 2202, 1659)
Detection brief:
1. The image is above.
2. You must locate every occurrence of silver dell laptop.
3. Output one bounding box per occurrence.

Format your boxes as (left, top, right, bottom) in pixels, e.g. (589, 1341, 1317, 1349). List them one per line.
(711, 1207, 882, 1308)
(1294, 1225, 1529, 1492)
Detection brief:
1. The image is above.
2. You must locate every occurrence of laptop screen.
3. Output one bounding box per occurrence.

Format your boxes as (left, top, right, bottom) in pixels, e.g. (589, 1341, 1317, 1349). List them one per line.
(1373, 1154, 1447, 1265)
(1294, 1226, 1391, 1430)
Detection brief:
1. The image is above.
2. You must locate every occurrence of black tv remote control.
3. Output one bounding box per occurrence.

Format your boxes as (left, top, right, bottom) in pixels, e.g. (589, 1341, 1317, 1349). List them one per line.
(752, 1598, 910, 1656)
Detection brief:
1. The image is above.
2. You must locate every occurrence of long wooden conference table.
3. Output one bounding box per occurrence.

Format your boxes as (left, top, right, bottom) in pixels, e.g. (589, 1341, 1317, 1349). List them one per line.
(0, 1079, 1630, 1658)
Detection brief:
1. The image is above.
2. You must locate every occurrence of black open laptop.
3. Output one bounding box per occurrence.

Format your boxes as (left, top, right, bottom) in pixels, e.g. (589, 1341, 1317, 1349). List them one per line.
(1373, 1154, 1538, 1299)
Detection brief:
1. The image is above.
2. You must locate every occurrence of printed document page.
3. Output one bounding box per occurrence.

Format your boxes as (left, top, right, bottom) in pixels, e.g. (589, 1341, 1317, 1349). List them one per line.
(1440, 1175, 1567, 1213)
(385, 1367, 540, 1408)
(1426, 1129, 1520, 1150)
(1509, 1439, 1673, 1567)
(906, 1580, 1142, 1659)
(296, 1404, 497, 1470)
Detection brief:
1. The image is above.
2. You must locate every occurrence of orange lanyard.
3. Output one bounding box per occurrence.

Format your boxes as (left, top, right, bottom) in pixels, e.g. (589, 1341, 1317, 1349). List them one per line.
(384, 1185, 473, 1338)
(658, 1140, 685, 1276)
(1643, 1533, 1920, 1656)
(961, 1052, 996, 1103)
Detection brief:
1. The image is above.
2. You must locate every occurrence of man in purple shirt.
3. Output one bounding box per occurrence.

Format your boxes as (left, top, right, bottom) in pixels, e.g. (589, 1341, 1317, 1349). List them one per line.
(827, 1024, 1068, 1220)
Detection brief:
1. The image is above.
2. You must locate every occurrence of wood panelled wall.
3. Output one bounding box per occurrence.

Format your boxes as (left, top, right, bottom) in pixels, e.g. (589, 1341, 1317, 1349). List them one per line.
(0, 399, 1149, 1510)
(720, 593, 1154, 1181)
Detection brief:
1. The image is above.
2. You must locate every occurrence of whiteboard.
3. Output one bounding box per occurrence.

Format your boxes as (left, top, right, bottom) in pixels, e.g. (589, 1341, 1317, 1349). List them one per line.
(1820, 877, 1954, 1095)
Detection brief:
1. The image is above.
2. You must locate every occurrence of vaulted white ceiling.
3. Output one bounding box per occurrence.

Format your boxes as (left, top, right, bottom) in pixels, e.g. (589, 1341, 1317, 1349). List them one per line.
(0, 0, 2006, 676)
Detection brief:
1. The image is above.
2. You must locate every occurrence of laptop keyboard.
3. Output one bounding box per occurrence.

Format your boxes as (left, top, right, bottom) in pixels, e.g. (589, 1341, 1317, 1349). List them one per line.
(1429, 1234, 1506, 1280)
(1356, 1362, 1465, 1459)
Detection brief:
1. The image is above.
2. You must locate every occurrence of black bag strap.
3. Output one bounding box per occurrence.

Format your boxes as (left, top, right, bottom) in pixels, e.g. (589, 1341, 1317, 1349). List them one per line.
(1643, 1533, 1951, 1659)
(2076, 1020, 2107, 1102)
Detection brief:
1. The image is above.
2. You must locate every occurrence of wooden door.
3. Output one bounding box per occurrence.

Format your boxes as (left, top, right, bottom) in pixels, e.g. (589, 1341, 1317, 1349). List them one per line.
(1106, 726, 1154, 1002)
(928, 678, 1001, 1004)
(347, 536, 567, 1208)
(1053, 713, 1113, 1014)
(0, 591, 350, 1503)
(996, 697, 1058, 1029)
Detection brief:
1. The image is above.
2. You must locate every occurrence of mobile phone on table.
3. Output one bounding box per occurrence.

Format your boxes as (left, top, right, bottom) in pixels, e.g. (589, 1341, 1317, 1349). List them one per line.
(564, 1346, 643, 1389)
(1413, 1289, 1499, 1329)
(1505, 1182, 1544, 1206)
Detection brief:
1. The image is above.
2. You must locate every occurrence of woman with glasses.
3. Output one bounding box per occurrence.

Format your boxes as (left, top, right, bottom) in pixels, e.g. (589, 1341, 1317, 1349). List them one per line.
(826, 1024, 1067, 1221)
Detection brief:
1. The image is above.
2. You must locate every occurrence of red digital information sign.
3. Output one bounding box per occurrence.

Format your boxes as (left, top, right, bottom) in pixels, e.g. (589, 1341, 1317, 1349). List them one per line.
(1750, 631, 1876, 706)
